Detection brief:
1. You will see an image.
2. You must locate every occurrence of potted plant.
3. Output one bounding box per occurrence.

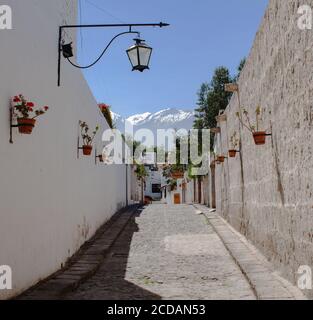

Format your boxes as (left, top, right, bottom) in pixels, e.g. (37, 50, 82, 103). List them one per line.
(236, 106, 268, 145)
(217, 156, 226, 163)
(229, 132, 239, 157)
(134, 163, 148, 181)
(98, 103, 115, 129)
(169, 180, 177, 191)
(79, 121, 99, 156)
(12, 94, 49, 134)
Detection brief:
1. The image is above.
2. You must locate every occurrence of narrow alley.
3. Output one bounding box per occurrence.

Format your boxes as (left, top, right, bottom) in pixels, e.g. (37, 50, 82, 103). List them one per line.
(21, 204, 304, 300)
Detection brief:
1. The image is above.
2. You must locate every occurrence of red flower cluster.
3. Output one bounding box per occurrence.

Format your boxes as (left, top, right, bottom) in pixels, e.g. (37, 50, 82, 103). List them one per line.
(12, 94, 49, 120)
(98, 103, 114, 129)
(98, 103, 110, 112)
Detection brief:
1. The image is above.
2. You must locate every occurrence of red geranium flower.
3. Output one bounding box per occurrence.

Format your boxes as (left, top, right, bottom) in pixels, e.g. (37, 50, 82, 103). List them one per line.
(99, 103, 109, 110)
(27, 102, 34, 107)
(44, 106, 49, 111)
(13, 96, 21, 102)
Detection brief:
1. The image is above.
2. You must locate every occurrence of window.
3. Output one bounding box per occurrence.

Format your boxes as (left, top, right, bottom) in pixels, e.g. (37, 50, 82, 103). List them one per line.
(152, 184, 161, 194)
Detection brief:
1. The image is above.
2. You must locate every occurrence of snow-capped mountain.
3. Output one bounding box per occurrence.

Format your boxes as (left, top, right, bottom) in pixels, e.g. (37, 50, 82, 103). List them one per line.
(112, 108, 195, 136)
(127, 112, 152, 125)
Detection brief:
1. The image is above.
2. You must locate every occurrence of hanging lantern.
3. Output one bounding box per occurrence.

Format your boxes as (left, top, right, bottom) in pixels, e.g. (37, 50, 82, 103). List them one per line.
(126, 38, 153, 72)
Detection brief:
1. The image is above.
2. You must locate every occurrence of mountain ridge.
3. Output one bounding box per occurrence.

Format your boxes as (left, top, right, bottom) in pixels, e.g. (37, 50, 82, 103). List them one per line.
(112, 108, 195, 134)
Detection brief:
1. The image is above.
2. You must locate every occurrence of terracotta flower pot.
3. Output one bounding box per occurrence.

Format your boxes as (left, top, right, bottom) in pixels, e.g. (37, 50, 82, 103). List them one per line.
(229, 150, 237, 158)
(253, 131, 266, 145)
(17, 118, 36, 134)
(217, 156, 225, 163)
(82, 145, 93, 156)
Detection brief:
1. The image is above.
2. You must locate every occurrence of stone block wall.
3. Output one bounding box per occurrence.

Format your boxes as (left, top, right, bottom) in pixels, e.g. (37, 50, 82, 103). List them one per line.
(215, 0, 313, 298)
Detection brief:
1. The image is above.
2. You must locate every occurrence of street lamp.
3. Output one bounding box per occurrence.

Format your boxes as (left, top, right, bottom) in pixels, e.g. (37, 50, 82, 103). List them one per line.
(126, 38, 152, 72)
(58, 22, 170, 86)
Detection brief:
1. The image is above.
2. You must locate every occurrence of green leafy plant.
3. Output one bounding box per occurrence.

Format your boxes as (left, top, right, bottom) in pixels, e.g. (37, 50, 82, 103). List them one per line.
(169, 179, 177, 191)
(12, 94, 49, 119)
(79, 121, 99, 146)
(134, 163, 148, 180)
(236, 106, 264, 133)
(230, 131, 239, 149)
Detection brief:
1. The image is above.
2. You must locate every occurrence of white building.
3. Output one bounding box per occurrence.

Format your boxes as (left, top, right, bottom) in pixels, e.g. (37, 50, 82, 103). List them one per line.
(144, 165, 162, 201)
(161, 171, 194, 205)
(0, 0, 132, 299)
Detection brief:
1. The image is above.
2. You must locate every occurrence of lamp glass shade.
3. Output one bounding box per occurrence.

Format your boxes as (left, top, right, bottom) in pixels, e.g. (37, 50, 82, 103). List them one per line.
(127, 46, 139, 68)
(127, 39, 152, 72)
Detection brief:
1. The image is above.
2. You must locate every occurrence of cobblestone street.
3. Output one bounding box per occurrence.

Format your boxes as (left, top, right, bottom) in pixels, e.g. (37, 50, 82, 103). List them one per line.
(60, 204, 302, 300)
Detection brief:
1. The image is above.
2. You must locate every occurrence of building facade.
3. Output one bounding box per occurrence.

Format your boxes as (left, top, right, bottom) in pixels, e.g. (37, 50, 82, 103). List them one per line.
(0, 0, 131, 299)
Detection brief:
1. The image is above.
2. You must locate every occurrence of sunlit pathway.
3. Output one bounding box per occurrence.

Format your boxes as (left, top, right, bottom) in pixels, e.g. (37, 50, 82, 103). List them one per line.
(65, 204, 256, 300)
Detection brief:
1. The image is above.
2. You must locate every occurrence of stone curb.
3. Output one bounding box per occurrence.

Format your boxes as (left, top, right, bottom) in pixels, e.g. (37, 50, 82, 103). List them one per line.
(193, 204, 307, 300)
(17, 205, 141, 300)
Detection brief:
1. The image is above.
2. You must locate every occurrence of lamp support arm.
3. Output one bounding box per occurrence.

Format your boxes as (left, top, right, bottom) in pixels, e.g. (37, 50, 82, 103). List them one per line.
(66, 31, 139, 69)
(57, 22, 170, 86)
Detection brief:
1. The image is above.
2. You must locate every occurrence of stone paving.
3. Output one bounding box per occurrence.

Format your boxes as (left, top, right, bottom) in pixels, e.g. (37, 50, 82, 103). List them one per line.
(65, 204, 257, 300)
(194, 204, 306, 300)
(19, 205, 140, 300)
(20, 203, 305, 300)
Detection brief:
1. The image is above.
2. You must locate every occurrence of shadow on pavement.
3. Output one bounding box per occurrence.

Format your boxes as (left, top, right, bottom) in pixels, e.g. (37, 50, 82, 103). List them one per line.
(66, 207, 161, 300)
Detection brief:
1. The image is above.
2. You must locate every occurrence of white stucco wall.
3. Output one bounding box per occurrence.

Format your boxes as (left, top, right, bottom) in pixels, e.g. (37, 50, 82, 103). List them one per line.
(0, 0, 130, 299)
(185, 179, 194, 204)
(144, 167, 162, 200)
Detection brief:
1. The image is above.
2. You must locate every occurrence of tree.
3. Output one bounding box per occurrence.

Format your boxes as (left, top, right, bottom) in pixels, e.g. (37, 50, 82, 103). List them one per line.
(234, 58, 246, 82)
(194, 67, 232, 131)
(194, 83, 209, 129)
(193, 66, 232, 150)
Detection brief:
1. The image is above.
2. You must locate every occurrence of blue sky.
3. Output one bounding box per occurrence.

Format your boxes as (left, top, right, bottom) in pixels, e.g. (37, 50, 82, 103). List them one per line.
(77, 0, 268, 117)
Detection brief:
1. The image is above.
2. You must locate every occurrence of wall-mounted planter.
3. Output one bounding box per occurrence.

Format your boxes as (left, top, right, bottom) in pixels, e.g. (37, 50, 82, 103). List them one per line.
(171, 170, 184, 179)
(236, 106, 272, 146)
(253, 131, 267, 145)
(10, 95, 49, 143)
(95, 148, 104, 165)
(228, 150, 237, 158)
(17, 118, 36, 134)
(77, 121, 99, 159)
(82, 145, 93, 156)
(217, 156, 227, 163)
